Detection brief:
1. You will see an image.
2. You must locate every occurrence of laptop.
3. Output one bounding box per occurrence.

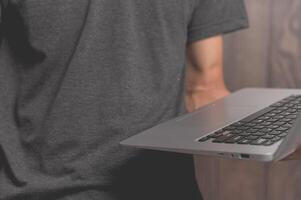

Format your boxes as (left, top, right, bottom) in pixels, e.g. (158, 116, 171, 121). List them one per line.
(121, 88, 301, 161)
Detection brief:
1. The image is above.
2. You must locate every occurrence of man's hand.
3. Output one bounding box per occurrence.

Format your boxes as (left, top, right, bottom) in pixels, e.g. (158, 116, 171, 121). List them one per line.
(185, 35, 229, 112)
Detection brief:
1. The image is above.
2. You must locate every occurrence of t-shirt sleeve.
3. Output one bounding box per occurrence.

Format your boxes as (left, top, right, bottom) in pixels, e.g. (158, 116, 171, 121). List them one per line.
(187, 0, 249, 43)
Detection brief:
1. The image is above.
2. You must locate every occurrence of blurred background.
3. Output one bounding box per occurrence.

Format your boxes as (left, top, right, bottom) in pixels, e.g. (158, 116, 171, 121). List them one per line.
(224, 0, 301, 90)
(196, 1, 301, 200)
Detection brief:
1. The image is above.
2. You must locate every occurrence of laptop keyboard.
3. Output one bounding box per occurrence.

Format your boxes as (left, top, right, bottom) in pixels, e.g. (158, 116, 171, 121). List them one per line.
(198, 95, 301, 146)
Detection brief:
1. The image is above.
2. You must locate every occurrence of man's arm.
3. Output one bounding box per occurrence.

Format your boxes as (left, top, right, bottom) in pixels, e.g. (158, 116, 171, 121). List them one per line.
(185, 35, 229, 112)
(185, 36, 301, 162)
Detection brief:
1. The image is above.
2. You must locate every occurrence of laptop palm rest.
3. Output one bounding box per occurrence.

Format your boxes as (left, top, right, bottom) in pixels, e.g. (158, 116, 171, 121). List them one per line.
(121, 103, 261, 152)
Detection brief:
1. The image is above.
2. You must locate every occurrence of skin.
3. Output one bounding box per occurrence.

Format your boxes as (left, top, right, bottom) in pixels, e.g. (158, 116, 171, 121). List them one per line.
(185, 35, 229, 112)
(185, 35, 299, 174)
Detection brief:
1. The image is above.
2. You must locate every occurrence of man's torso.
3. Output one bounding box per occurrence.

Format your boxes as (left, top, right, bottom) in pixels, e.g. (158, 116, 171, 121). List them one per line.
(0, 1, 200, 199)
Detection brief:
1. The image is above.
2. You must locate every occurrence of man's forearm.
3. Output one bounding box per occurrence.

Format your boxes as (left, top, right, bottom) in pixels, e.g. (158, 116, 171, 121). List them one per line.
(186, 62, 228, 93)
(185, 64, 229, 112)
(185, 35, 229, 112)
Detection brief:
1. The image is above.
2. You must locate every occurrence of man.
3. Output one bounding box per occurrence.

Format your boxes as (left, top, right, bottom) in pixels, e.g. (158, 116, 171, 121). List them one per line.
(0, 0, 248, 199)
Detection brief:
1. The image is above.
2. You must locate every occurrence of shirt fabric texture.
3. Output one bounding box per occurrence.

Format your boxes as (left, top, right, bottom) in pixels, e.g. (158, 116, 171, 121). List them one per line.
(0, 0, 248, 199)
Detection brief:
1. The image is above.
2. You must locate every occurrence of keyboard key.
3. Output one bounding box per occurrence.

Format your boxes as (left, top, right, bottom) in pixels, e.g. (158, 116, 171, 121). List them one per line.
(250, 138, 268, 145)
(252, 132, 266, 136)
(276, 126, 289, 132)
(230, 130, 242, 134)
(263, 140, 275, 146)
(237, 126, 249, 131)
(290, 100, 298, 104)
(279, 132, 289, 138)
(232, 122, 245, 127)
(270, 130, 282, 135)
(261, 121, 272, 126)
(287, 115, 298, 119)
(253, 119, 264, 124)
(223, 126, 236, 131)
(208, 132, 223, 138)
(274, 121, 286, 126)
(238, 139, 252, 144)
(199, 136, 210, 142)
(270, 109, 282, 114)
(267, 118, 278, 122)
(282, 112, 292, 116)
(253, 125, 265, 129)
(270, 102, 285, 107)
(245, 135, 259, 141)
(279, 118, 292, 122)
(282, 123, 293, 129)
(277, 106, 289, 111)
(213, 134, 235, 143)
(266, 113, 277, 117)
(287, 108, 297, 113)
(261, 128, 273, 133)
(267, 125, 279, 129)
(262, 134, 275, 139)
(215, 129, 224, 134)
(225, 135, 245, 143)
(244, 123, 257, 127)
(274, 115, 285, 119)
(248, 128, 259, 133)
(271, 136, 282, 143)
(238, 131, 253, 136)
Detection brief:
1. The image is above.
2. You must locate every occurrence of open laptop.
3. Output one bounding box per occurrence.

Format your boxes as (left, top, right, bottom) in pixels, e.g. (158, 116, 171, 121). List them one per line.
(121, 88, 301, 161)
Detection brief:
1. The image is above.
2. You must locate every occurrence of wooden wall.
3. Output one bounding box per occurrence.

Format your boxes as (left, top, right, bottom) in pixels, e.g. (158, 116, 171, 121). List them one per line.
(224, 0, 301, 89)
(195, 0, 301, 199)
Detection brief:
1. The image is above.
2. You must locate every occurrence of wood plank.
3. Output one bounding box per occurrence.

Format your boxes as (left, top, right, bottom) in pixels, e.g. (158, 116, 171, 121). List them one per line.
(266, 161, 301, 200)
(268, 0, 301, 87)
(223, 0, 271, 90)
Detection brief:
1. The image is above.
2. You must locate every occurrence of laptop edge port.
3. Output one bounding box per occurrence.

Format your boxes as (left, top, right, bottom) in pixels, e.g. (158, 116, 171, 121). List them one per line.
(240, 154, 250, 159)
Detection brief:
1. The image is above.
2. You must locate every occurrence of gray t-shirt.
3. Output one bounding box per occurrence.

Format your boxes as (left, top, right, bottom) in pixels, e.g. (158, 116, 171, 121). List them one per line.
(0, 0, 248, 199)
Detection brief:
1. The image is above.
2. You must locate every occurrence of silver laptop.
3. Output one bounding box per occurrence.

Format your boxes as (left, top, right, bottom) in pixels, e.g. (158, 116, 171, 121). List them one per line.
(121, 88, 301, 161)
